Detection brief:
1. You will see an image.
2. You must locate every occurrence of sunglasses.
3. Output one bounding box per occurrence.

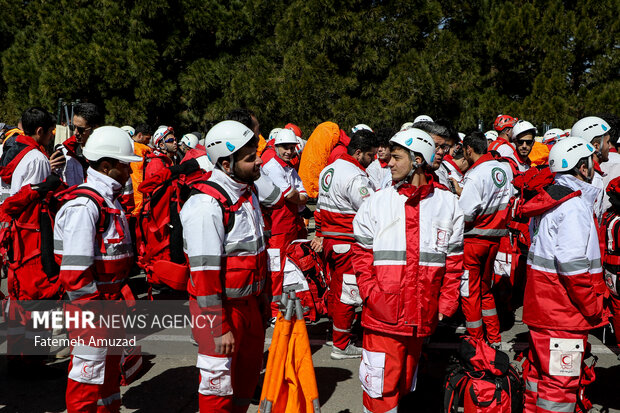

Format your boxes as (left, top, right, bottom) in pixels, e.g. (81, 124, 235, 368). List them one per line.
(516, 139, 535, 146)
(70, 125, 93, 134)
(164, 137, 176, 143)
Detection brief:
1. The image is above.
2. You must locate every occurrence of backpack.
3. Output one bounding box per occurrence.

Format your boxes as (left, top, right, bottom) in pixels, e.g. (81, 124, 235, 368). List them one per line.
(443, 336, 524, 413)
(282, 240, 328, 322)
(0, 180, 121, 300)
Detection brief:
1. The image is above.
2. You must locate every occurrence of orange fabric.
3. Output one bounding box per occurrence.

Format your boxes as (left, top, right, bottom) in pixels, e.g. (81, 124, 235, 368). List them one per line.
(130, 142, 152, 217)
(298, 122, 341, 198)
(259, 313, 293, 412)
(258, 134, 267, 156)
(529, 141, 550, 166)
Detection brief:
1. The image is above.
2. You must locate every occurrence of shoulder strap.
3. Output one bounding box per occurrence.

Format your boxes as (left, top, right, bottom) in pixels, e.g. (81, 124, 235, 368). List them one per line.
(443, 366, 468, 413)
(190, 180, 236, 234)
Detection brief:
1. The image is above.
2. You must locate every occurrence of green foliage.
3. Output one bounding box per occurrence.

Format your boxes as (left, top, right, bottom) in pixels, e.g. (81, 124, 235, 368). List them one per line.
(0, 0, 617, 135)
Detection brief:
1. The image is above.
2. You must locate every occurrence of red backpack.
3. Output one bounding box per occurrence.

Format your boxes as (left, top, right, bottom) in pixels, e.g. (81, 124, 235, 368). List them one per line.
(282, 240, 328, 322)
(443, 336, 523, 413)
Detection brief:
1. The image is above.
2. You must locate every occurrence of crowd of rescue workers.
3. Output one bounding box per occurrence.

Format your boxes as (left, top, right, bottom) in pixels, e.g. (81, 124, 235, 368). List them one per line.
(0, 104, 618, 413)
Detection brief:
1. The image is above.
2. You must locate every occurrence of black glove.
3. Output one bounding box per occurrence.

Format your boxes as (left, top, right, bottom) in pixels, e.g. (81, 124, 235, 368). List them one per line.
(33, 174, 62, 196)
(169, 158, 200, 177)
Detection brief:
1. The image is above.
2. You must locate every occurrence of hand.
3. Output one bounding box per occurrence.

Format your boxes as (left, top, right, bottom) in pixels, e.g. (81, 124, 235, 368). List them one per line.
(310, 237, 323, 253)
(450, 178, 462, 196)
(49, 150, 66, 170)
(438, 313, 445, 321)
(215, 331, 235, 356)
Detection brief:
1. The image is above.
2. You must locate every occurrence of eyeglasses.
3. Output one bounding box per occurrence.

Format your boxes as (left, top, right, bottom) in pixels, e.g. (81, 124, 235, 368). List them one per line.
(435, 143, 451, 152)
(164, 137, 176, 143)
(516, 139, 534, 146)
(70, 125, 93, 134)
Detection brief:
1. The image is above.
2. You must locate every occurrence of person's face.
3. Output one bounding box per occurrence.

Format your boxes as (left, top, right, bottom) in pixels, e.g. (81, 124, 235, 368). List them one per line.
(72, 115, 94, 146)
(388, 146, 414, 182)
(449, 143, 462, 157)
(356, 147, 378, 169)
(455, 157, 469, 173)
(136, 132, 151, 145)
(164, 135, 177, 153)
(232, 142, 262, 183)
(515, 133, 535, 158)
(377, 145, 390, 161)
(107, 160, 131, 186)
(600, 134, 611, 162)
(431, 134, 450, 170)
(276, 143, 297, 163)
(36, 126, 55, 146)
(179, 142, 190, 154)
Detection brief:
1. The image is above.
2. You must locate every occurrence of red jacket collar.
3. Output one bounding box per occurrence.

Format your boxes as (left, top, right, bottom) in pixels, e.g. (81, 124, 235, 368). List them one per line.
(469, 152, 499, 170)
(378, 158, 389, 168)
(397, 173, 436, 199)
(341, 153, 366, 172)
(594, 160, 604, 176)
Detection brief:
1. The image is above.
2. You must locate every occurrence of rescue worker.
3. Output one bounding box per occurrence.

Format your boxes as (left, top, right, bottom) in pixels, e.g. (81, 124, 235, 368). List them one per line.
(144, 126, 177, 179)
(261, 128, 308, 316)
(413, 120, 457, 172)
(488, 114, 518, 155)
(602, 176, 620, 352)
(440, 144, 468, 194)
(506, 120, 536, 172)
(352, 128, 463, 413)
(571, 116, 612, 222)
(485, 130, 498, 145)
(521, 137, 607, 413)
(313, 129, 379, 359)
(179, 132, 199, 157)
(180, 120, 270, 412)
(61, 102, 103, 186)
(455, 132, 514, 346)
(366, 128, 392, 190)
(54, 126, 141, 412)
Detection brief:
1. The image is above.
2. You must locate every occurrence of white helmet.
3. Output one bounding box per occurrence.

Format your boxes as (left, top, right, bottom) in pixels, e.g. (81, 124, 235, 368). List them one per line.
(400, 122, 414, 131)
(268, 128, 282, 142)
(151, 126, 174, 148)
(542, 128, 567, 144)
(512, 120, 537, 139)
(548, 136, 595, 173)
(204, 120, 255, 164)
(484, 130, 499, 141)
(458, 132, 466, 141)
(296, 136, 306, 155)
(121, 125, 135, 137)
(274, 128, 298, 146)
(389, 128, 435, 164)
(180, 133, 199, 149)
(571, 116, 611, 142)
(83, 126, 142, 163)
(414, 115, 433, 123)
(351, 124, 372, 134)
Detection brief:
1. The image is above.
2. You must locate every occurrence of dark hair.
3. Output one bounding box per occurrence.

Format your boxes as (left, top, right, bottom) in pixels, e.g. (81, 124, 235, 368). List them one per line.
(434, 119, 459, 144)
(91, 156, 120, 170)
(347, 129, 379, 156)
(74, 103, 103, 127)
(463, 131, 488, 155)
(21, 107, 55, 136)
(375, 127, 397, 147)
(134, 123, 152, 135)
(598, 113, 619, 148)
(413, 121, 452, 141)
(226, 108, 256, 130)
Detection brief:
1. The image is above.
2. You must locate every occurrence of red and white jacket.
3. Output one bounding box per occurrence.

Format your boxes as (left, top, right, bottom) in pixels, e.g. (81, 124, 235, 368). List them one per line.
(316, 155, 373, 242)
(180, 168, 268, 334)
(459, 153, 514, 239)
(435, 155, 464, 192)
(0, 135, 50, 202)
(261, 149, 306, 236)
(365, 158, 389, 191)
(523, 173, 608, 331)
(54, 168, 134, 301)
(352, 178, 464, 336)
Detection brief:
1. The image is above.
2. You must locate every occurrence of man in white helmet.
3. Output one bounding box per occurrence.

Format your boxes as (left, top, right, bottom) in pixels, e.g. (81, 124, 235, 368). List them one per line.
(508, 120, 537, 172)
(260, 128, 308, 317)
(180, 120, 269, 412)
(313, 129, 378, 360)
(456, 132, 514, 347)
(587, 114, 618, 212)
(519, 137, 607, 413)
(571, 116, 612, 222)
(365, 128, 393, 190)
(352, 128, 463, 413)
(179, 132, 199, 157)
(54, 126, 142, 412)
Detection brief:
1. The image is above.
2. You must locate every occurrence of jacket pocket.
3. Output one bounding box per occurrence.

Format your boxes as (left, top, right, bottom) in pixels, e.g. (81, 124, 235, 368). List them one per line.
(197, 354, 233, 396)
(367, 289, 400, 325)
(548, 338, 584, 377)
(69, 345, 107, 385)
(359, 349, 385, 399)
(432, 222, 452, 254)
(341, 273, 362, 306)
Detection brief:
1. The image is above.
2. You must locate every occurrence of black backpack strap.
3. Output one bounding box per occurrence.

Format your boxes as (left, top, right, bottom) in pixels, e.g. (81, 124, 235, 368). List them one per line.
(443, 366, 468, 413)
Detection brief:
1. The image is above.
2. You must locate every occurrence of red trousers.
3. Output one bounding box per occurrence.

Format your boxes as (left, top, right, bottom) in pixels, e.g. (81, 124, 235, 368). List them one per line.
(268, 229, 306, 317)
(462, 239, 501, 343)
(324, 239, 360, 350)
(191, 296, 265, 413)
(524, 327, 588, 413)
(360, 329, 424, 413)
(609, 294, 620, 348)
